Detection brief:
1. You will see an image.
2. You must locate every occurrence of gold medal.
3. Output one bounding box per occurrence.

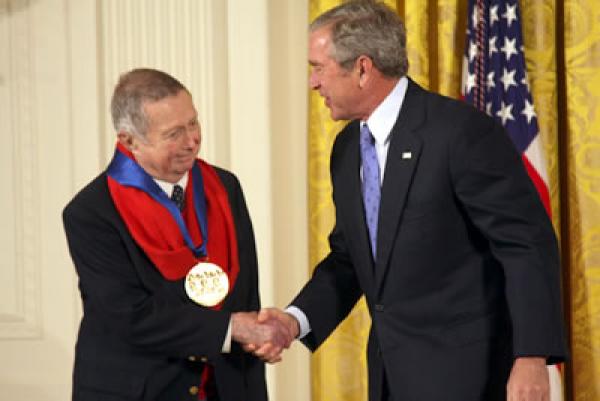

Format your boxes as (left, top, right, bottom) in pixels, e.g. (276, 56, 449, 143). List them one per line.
(185, 262, 229, 307)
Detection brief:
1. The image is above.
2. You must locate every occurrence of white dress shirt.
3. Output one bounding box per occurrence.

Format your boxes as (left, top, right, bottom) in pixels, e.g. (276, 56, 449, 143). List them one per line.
(287, 76, 409, 339)
(153, 173, 189, 199)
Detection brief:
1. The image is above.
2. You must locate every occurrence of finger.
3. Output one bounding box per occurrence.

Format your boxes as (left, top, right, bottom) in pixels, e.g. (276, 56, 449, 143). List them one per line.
(257, 343, 283, 363)
(505, 387, 513, 401)
(266, 355, 283, 364)
(243, 343, 257, 352)
(258, 308, 277, 323)
(263, 346, 283, 363)
(253, 342, 275, 358)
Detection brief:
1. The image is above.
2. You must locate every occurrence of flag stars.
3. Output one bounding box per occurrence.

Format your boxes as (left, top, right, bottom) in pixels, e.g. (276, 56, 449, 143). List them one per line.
(501, 36, 518, 61)
(502, 3, 518, 27)
(466, 72, 477, 93)
(486, 102, 493, 116)
(472, 5, 480, 29)
(500, 68, 518, 91)
(522, 99, 537, 124)
(469, 41, 479, 62)
(496, 101, 515, 125)
(490, 5, 499, 25)
(489, 36, 498, 57)
(487, 71, 496, 89)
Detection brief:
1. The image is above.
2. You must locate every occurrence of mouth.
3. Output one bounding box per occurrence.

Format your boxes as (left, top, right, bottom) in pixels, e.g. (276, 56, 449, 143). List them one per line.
(177, 153, 197, 164)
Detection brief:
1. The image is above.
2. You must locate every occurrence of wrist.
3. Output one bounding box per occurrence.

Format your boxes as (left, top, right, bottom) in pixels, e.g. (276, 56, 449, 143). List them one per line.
(286, 313, 300, 338)
(514, 356, 546, 365)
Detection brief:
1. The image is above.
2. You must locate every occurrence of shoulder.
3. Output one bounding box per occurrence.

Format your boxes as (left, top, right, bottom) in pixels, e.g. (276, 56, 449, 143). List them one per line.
(210, 165, 242, 194)
(203, 163, 248, 209)
(415, 80, 491, 125)
(405, 78, 499, 143)
(63, 173, 110, 219)
(62, 172, 122, 238)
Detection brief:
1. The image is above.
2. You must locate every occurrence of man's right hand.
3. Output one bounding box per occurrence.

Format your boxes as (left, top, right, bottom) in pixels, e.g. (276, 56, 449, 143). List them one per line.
(231, 311, 295, 363)
(243, 308, 300, 363)
(258, 308, 300, 340)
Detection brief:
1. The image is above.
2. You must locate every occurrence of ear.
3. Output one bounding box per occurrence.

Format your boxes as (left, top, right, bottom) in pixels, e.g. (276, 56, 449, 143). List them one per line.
(117, 131, 136, 152)
(356, 55, 374, 88)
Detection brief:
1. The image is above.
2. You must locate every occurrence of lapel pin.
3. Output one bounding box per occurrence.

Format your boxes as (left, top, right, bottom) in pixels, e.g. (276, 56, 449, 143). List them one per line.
(402, 152, 412, 159)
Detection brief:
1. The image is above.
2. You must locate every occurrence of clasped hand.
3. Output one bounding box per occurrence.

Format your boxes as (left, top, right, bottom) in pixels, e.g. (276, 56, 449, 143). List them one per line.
(231, 308, 299, 363)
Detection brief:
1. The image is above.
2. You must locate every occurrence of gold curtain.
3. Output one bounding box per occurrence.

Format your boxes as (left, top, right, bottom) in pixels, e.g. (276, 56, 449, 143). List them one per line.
(307, 1, 600, 400)
(563, 1, 600, 400)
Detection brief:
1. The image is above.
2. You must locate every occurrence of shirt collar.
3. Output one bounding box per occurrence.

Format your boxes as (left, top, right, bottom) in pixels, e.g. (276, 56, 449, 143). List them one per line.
(362, 76, 408, 145)
(154, 172, 189, 197)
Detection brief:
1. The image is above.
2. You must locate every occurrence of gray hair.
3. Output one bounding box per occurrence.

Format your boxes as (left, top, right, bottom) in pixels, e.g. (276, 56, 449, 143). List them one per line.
(110, 68, 188, 137)
(310, 0, 408, 78)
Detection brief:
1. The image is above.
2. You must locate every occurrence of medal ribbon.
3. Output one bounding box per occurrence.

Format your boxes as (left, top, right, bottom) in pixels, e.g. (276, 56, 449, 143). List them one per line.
(107, 147, 208, 258)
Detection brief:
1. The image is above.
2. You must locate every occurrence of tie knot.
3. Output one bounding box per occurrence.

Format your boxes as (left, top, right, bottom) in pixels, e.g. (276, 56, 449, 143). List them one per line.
(171, 184, 185, 211)
(360, 123, 375, 145)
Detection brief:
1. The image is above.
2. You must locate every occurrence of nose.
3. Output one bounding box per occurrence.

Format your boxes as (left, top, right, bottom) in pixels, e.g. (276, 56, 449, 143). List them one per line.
(184, 126, 200, 148)
(309, 71, 320, 90)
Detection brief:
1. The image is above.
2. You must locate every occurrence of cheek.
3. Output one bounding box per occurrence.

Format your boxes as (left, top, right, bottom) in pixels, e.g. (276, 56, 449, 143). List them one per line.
(150, 147, 176, 168)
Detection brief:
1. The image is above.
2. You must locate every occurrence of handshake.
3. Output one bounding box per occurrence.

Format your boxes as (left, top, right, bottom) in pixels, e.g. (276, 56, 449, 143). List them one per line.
(231, 308, 300, 363)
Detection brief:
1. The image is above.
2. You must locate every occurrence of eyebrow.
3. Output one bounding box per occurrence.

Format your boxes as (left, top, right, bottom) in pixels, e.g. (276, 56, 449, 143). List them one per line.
(161, 125, 184, 136)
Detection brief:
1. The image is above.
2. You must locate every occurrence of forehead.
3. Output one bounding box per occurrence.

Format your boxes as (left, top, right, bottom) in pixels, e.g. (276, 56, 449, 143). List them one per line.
(309, 27, 334, 62)
(143, 90, 197, 128)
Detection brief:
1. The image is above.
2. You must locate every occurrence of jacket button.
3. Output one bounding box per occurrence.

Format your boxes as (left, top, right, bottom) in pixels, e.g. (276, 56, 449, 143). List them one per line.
(375, 304, 384, 312)
(200, 356, 208, 363)
(187, 356, 196, 362)
(189, 386, 199, 395)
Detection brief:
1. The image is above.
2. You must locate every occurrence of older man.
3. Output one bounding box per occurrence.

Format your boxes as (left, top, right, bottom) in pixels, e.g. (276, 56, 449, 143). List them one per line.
(259, 1, 567, 401)
(63, 68, 283, 401)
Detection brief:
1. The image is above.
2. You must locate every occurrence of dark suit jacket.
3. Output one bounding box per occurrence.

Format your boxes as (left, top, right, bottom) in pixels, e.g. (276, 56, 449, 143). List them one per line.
(292, 79, 567, 401)
(63, 167, 267, 401)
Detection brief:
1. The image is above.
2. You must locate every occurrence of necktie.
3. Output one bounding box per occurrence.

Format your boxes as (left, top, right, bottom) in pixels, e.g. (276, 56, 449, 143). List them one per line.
(360, 124, 381, 258)
(171, 184, 185, 211)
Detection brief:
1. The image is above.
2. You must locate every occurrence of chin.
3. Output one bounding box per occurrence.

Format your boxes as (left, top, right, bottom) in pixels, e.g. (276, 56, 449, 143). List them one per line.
(182, 161, 196, 172)
(328, 106, 348, 121)
(329, 111, 345, 121)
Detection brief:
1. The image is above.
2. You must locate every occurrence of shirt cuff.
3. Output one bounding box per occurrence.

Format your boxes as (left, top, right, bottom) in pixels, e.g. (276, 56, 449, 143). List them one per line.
(285, 305, 311, 339)
(222, 318, 232, 353)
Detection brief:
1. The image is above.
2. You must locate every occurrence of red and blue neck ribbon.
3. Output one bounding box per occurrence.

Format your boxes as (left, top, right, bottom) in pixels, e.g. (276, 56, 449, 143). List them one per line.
(107, 146, 208, 258)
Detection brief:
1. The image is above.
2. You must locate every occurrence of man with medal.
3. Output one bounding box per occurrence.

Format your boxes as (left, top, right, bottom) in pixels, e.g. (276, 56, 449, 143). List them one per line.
(63, 68, 291, 401)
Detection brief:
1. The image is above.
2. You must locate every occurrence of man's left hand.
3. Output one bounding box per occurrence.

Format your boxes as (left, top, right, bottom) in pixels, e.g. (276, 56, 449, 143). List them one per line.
(507, 357, 549, 401)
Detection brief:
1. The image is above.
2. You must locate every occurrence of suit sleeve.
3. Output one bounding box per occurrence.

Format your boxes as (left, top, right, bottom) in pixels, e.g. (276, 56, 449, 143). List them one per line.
(291, 133, 363, 351)
(449, 114, 567, 363)
(217, 169, 261, 313)
(63, 200, 231, 359)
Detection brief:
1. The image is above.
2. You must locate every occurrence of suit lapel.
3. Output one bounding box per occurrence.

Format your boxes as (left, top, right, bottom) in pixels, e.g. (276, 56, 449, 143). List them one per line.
(374, 80, 426, 292)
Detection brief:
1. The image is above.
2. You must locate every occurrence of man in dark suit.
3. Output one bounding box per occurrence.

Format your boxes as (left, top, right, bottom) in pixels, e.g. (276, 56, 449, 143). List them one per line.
(257, 1, 567, 400)
(63, 68, 286, 401)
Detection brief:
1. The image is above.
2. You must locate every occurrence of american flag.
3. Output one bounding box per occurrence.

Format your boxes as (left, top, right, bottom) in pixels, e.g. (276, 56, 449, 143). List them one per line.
(461, 0, 563, 399)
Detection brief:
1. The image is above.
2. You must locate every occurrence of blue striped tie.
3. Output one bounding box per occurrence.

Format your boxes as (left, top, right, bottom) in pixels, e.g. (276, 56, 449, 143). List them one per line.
(360, 124, 381, 258)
